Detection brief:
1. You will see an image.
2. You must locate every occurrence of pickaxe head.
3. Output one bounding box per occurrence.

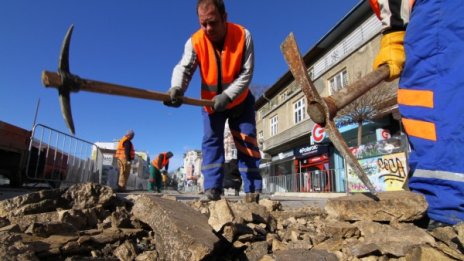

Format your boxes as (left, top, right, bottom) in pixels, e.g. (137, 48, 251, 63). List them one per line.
(56, 25, 78, 135)
(42, 24, 214, 135)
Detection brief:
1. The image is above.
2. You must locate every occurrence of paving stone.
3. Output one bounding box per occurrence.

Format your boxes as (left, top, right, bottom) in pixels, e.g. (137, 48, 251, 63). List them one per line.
(131, 195, 224, 261)
(325, 191, 427, 222)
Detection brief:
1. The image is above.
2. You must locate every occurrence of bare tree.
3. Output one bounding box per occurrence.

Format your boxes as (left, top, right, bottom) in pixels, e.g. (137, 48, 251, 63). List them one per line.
(249, 83, 269, 98)
(335, 80, 397, 146)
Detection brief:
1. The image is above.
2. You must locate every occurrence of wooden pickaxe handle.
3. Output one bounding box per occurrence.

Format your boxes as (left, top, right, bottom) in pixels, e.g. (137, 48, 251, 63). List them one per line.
(309, 65, 390, 125)
(42, 71, 214, 107)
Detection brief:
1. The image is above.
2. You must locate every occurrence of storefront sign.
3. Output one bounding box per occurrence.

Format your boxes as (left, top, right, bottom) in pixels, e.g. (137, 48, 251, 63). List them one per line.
(311, 123, 326, 144)
(271, 150, 294, 161)
(376, 128, 391, 141)
(294, 144, 328, 158)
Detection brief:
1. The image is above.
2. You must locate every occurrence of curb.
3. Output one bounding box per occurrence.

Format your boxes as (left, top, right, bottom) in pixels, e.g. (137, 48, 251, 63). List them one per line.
(271, 192, 348, 199)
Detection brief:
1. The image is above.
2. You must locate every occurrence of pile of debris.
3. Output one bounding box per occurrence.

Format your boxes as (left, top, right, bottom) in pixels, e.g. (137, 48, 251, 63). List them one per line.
(0, 183, 462, 260)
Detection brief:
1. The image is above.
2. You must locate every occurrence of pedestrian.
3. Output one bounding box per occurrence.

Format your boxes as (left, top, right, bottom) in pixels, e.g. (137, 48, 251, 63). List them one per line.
(114, 130, 135, 192)
(164, 0, 262, 203)
(370, 0, 464, 226)
(148, 151, 173, 193)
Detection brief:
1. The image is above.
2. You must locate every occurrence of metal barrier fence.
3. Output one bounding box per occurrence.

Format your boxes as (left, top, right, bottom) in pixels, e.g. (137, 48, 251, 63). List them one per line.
(263, 169, 344, 193)
(26, 124, 103, 187)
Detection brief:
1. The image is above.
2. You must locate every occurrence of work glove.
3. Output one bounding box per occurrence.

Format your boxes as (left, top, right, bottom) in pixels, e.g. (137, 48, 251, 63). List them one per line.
(213, 93, 231, 112)
(373, 31, 405, 81)
(163, 87, 184, 108)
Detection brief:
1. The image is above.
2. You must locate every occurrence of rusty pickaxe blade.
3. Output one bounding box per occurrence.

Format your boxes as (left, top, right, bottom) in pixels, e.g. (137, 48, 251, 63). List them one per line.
(281, 33, 385, 195)
(57, 25, 77, 134)
(42, 25, 213, 135)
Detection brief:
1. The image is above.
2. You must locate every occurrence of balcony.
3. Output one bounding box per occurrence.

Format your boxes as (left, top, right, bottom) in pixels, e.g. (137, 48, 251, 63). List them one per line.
(263, 119, 314, 154)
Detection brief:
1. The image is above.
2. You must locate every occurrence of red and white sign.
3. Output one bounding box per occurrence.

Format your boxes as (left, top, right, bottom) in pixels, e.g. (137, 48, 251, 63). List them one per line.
(311, 123, 326, 144)
(376, 128, 391, 141)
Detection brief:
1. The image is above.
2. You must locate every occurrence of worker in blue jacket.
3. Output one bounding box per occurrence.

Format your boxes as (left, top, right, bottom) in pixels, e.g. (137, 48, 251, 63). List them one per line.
(370, 0, 464, 226)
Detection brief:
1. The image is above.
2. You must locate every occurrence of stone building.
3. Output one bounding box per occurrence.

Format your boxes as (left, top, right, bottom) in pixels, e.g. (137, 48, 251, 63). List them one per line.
(255, 1, 406, 193)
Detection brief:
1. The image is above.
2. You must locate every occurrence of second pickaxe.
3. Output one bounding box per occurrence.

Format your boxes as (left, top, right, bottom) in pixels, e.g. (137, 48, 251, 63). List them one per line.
(281, 33, 390, 196)
(42, 25, 213, 135)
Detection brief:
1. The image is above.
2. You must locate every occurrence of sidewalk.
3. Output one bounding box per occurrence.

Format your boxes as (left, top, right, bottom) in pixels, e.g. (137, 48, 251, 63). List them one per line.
(269, 192, 348, 209)
(271, 192, 347, 199)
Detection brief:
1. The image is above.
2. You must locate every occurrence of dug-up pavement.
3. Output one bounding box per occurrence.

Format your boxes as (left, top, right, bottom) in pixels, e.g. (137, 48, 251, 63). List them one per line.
(0, 183, 462, 261)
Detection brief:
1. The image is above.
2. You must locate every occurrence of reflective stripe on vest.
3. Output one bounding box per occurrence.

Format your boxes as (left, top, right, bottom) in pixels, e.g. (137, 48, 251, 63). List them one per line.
(115, 136, 135, 160)
(413, 168, 464, 182)
(152, 152, 169, 170)
(402, 118, 437, 141)
(192, 22, 249, 113)
(398, 89, 434, 108)
(398, 88, 437, 141)
(230, 129, 261, 159)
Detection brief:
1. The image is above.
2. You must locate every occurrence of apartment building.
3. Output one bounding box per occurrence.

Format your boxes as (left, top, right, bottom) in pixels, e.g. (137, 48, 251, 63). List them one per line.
(255, 1, 405, 193)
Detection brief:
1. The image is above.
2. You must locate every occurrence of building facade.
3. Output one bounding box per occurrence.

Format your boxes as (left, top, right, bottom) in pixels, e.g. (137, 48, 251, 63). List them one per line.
(255, 2, 405, 193)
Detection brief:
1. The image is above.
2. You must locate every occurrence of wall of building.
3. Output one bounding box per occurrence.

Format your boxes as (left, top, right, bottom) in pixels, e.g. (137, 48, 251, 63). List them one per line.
(255, 7, 408, 193)
(256, 13, 387, 158)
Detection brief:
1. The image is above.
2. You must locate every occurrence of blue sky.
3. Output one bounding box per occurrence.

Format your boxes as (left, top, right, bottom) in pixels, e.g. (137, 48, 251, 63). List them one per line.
(0, 0, 361, 169)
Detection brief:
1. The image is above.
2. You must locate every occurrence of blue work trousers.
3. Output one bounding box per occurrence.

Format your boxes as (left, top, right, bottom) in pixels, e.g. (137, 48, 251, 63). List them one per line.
(201, 92, 262, 193)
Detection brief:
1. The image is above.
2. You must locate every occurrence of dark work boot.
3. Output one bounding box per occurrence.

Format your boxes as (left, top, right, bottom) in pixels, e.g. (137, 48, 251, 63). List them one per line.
(200, 188, 221, 203)
(116, 186, 126, 193)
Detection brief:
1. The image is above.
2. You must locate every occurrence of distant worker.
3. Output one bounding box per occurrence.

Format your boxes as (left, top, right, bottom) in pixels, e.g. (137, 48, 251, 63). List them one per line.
(163, 0, 262, 203)
(114, 130, 135, 192)
(370, 0, 464, 226)
(148, 151, 173, 193)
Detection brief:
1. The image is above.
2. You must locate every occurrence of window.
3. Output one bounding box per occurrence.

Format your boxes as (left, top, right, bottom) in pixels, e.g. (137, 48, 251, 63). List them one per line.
(258, 131, 264, 144)
(270, 115, 278, 136)
(329, 69, 348, 94)
(308, 67, 314, 80)
(294, 98, 306, 124)
(270, 97, 278, 108)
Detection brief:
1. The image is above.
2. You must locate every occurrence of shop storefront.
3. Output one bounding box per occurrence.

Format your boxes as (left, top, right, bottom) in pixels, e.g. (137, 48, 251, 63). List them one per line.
(293, 143, 334, 192)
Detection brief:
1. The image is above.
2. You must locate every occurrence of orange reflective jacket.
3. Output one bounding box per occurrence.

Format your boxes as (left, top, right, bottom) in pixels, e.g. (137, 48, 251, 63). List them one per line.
(192, 22, 250, 113)
(115, 136, 135, 160)
(152, 152, 170, 170)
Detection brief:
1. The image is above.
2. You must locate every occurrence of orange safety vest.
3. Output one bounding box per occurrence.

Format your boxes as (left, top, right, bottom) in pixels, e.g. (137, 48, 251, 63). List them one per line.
(192, 22, 250, 113)
(114, 136, 135, 160)
(152, 152, 170, 170)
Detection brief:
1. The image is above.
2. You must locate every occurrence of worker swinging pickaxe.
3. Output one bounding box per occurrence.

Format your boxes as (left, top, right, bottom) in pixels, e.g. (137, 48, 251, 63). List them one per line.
(42, 25, 213, 135)
(281, 33, 391, 196)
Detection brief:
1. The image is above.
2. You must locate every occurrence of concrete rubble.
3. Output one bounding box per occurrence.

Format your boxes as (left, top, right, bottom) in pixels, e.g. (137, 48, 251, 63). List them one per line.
(0, 183, 461, 260)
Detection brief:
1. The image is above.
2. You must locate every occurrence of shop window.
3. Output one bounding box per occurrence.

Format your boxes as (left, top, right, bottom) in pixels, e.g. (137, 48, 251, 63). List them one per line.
(271, 159, 294, 176)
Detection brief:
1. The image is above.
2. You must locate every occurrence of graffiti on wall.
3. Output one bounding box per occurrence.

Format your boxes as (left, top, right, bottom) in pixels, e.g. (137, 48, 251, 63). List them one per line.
(347, 152, 408, 192)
